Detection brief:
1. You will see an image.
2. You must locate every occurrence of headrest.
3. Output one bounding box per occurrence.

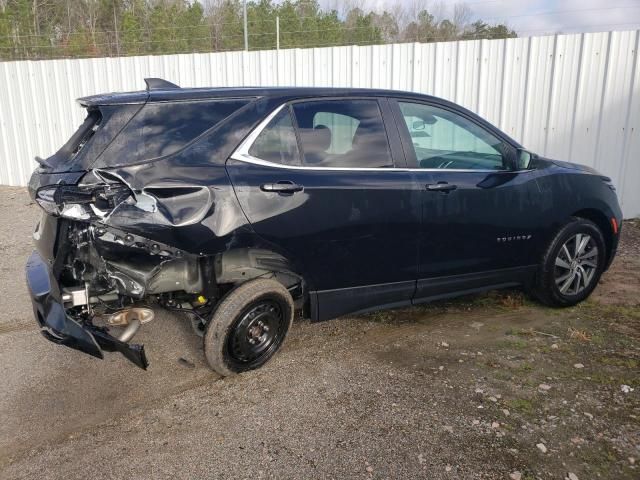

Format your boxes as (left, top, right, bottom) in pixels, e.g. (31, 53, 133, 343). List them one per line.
(302, 125, 331, 152)
(352, 124, 366, 148)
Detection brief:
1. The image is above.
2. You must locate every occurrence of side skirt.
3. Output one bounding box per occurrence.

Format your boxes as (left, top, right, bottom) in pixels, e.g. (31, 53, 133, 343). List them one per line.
(414, 265, 537, 301)
(310, 280, 416, 322)
(309, 266, 537, 322)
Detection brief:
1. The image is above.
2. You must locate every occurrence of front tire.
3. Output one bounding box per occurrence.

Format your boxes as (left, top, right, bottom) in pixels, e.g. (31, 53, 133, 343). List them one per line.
(534, 217, 606, 307)
(203, 278, 294, 376)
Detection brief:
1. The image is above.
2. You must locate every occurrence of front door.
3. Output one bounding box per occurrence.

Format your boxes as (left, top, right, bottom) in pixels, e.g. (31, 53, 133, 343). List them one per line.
(226, 98, 420, 320)
(390, 99, 542, 299)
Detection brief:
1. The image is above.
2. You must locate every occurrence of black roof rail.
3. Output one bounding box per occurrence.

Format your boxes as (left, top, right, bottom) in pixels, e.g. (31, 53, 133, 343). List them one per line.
(144, 78, 180, 90)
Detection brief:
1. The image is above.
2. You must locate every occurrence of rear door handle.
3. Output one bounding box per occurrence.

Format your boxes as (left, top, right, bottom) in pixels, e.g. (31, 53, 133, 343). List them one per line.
(260, 181, 304, 194)
(426, 182, 457, 192)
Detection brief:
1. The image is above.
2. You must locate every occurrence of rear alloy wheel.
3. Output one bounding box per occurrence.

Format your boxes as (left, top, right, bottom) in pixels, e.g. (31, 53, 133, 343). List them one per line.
(534, 217, 606, 307)
(203, 279, 294, 376)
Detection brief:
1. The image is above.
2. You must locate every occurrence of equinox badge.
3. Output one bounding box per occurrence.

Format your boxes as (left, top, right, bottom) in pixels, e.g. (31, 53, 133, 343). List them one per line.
(497, 235, 532, 242)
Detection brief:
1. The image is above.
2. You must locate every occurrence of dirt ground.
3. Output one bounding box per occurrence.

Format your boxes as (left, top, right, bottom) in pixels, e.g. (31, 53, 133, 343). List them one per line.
(0, 185, 638, 480)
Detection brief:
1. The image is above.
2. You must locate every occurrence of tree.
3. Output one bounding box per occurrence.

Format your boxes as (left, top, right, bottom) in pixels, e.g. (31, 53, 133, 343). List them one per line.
(247, 0, 276, 50)
(371, 10, 399, 44)
(343, 7, 382, 46)
(402, 10, 438, 43)
(207, 0, 243, 51)
(462, 19, 517, 40)
(120, 0, 146, 55)
(0, 0, 519, 61)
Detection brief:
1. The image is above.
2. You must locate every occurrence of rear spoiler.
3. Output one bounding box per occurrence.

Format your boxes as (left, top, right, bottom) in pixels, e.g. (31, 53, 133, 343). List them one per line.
(144, 78, 180, 90)
(78, 78, 180, 106)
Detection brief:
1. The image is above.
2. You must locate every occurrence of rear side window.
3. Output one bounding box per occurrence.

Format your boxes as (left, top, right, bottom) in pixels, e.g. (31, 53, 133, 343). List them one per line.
(249, 108, 300, 165)
(291, 100, 392, 168)
(55, 109, 102, 162)
(98, 98, 249, 166)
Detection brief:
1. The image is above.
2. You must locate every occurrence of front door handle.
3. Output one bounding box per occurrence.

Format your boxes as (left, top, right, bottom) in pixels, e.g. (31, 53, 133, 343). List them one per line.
(426, 182, 457, 193)
(260, 181, 304, 194)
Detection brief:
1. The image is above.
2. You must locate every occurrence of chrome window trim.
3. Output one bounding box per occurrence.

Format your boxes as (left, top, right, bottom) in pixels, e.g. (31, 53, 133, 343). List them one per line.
(229, 102, 517, 174)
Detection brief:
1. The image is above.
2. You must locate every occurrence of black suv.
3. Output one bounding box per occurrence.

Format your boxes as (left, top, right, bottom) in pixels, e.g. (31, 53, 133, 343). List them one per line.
(26, 78, 622, 375)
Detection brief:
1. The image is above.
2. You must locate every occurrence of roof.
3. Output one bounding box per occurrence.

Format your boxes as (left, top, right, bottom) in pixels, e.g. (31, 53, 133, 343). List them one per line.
(77, 82, 435, 107)
(76, 77, 522, 151)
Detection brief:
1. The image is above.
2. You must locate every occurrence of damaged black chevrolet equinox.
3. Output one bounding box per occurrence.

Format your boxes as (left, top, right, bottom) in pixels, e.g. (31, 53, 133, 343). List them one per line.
(26, 78, 622, 375)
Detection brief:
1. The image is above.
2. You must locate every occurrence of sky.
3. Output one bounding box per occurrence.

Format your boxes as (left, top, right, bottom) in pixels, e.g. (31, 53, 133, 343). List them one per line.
(334, 0, 640, 36)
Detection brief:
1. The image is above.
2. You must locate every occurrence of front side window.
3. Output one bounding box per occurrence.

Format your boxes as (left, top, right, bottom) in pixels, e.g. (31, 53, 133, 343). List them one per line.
(291, 100, 393, 168)
(249, 108, 300, 165)
(398, 101, 506, 170)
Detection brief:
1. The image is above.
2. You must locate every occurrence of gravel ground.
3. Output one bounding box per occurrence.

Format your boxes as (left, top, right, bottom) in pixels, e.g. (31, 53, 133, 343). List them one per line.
(0, 186, 638, 480)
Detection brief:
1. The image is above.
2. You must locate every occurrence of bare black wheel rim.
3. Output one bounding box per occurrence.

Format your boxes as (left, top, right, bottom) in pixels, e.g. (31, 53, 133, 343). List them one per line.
(226, 297, 287, 368)
(554, 233, 599, 296)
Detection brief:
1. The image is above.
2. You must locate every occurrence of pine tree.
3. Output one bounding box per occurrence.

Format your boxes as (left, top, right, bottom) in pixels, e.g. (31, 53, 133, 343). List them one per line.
(0, 0, 519, 61)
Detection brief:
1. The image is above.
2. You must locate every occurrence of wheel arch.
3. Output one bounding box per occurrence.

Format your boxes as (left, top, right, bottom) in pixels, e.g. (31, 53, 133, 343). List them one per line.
(570, 208, 614, 265)
(213, 247, 309, 314)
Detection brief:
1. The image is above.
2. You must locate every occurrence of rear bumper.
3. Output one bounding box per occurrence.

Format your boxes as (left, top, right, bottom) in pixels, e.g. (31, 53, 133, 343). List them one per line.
(25, 250, 148, 369)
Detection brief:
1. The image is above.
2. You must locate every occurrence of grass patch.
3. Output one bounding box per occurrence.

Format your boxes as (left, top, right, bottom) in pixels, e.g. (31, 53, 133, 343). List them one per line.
(480, 356, 505, 369)
(506, 398, 535, 415)
(567, 326, 592, 342)
(517, 362, 534, 372)
(493, 370, 513, 381)
(505, 327, 533, 337)
(367, 310, 396, 323)
(596, 304, 640, 320)
(498, 339, 529, 349)
(578, 442, 623, 477)
(585, 371, 637, 387)
(598, 356, 639, 369)
(472, 290, 529, 310)
(587, 372, 618, 386)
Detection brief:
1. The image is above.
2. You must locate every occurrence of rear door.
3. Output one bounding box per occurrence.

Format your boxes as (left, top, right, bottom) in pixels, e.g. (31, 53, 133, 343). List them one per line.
(390, 99, 542, 299)
(226, 97, 420, 320)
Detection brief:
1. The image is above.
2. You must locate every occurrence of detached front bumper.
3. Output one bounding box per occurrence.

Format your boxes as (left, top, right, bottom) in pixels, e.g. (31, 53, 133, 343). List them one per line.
(25, 250, 148, 369)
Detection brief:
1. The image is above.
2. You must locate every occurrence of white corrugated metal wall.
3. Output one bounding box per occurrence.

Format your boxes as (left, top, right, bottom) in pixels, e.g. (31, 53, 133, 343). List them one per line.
(0, 30, 638, 217)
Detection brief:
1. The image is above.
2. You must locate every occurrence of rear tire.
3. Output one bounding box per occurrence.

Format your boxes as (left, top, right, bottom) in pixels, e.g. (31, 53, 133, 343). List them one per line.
(534, 217, 606, 307)
(203, 278, 294, 376)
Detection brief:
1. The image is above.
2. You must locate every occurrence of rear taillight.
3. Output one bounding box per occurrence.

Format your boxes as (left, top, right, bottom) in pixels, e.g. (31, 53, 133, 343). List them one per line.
(34, 187, 61, 215)
(35, 181, 132, 220)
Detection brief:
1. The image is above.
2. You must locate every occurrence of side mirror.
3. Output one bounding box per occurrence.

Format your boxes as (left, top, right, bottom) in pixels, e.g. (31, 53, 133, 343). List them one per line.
(502, 145, 535, 171)
(516, 148, 535, 170)
(412, 120, 425, 130)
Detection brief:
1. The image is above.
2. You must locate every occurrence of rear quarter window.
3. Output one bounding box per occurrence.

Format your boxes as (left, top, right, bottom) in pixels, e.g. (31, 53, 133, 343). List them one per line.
(50, 108, 102, 165)
(96, 98, 250, 167)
